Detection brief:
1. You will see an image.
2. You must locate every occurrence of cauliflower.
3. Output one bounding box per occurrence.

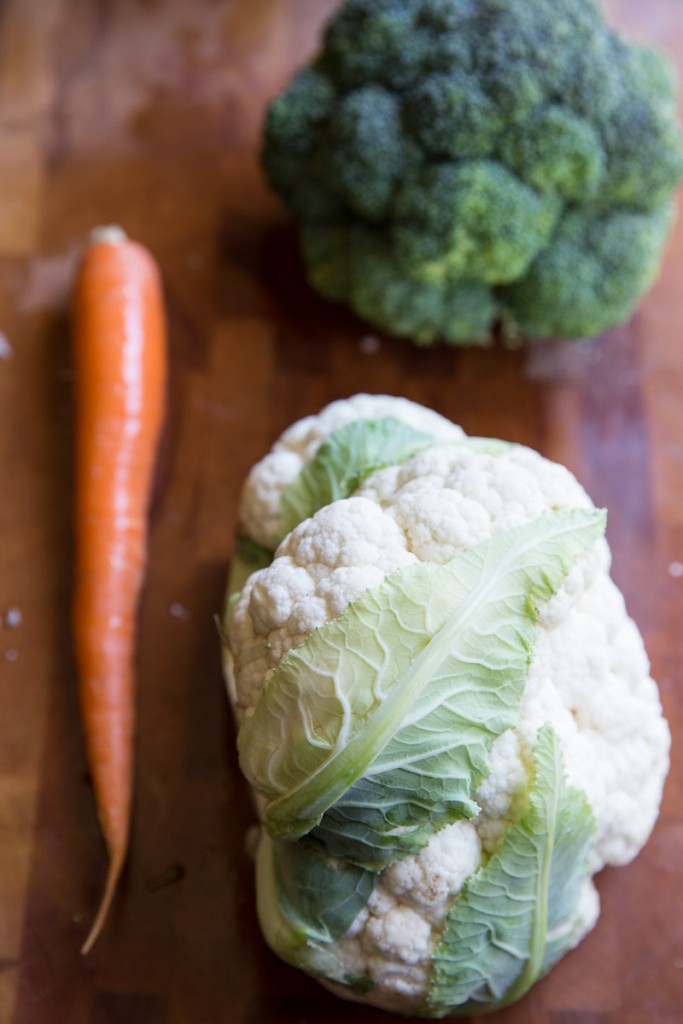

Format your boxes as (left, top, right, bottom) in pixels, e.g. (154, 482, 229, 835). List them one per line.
(223, 395, 669, 1017)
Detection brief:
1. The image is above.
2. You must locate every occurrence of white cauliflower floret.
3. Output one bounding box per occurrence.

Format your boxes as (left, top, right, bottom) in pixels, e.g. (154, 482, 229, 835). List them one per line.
(365, 904, 432, 965)
(381, 822, 482, 922)
(572, 878, 601, 945)
(473, 573, 670, 870)
(475, 729, 531, 854)
(240, 394, 464, 548)
(359, 443, 610, 619)
(326, 822, 481, 1001)
(227, 396, 669, 1015)
(522, 573, 670, 869)
(229, 498, 417, 718)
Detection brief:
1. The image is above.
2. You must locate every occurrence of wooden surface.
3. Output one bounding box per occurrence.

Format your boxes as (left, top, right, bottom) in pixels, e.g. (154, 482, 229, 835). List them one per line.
(1, 1, 682, 1022)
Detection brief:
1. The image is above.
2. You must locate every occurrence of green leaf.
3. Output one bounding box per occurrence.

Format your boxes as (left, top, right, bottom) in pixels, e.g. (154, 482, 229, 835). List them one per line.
(238, 509, 605, 866)
(273, 836, 376, 944)
(428, 725, 596, 1018)
(221, 536, 275, 707)
(461, 436, 517, 457)
(227, 534, 274, 607)
(255, 830, 374, 982)
(278, 416, 435, 542)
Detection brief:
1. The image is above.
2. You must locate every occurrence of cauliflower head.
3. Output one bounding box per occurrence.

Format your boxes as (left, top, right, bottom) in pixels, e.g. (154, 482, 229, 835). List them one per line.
(223, 395, 669, 1017)
(262, 0, 683, 345)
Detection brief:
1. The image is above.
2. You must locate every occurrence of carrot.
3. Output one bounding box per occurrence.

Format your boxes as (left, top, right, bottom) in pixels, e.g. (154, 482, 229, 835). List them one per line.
(72, 225, 166, 954)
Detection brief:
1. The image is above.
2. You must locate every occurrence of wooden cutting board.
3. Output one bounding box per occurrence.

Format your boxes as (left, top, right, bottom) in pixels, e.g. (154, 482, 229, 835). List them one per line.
(1, 1, 681, 1022)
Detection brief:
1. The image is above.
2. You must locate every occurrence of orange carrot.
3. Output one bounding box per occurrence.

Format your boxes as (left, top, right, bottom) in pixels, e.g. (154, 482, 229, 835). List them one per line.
(72, 225, 166, 953)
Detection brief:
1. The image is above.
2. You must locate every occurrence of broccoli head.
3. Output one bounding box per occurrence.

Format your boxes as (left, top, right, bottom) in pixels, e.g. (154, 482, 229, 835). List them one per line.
(262, 0, 683, 345)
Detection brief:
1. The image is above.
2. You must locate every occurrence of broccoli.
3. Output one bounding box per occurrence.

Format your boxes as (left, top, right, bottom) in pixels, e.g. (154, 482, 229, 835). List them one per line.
(262, 0, 683, 345)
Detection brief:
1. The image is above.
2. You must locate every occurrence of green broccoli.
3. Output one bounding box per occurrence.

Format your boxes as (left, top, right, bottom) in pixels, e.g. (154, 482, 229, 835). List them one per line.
(262, 0, 683, 345)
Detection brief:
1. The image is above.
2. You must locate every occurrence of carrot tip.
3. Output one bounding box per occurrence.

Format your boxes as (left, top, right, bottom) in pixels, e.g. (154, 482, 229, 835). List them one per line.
(80, 853, 125, 955)
(88, 225, 128, 247)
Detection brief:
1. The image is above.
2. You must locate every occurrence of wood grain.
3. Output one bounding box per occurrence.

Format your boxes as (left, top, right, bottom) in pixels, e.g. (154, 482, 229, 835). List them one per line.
(0, 1, 681, 1022)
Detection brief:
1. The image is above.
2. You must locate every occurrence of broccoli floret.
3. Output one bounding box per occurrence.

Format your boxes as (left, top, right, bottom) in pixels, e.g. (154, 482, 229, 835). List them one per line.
(499, 106, 606, 201)
(506, 205, 675, 339)
(393, 162, 560, 285)
(302, 224, 496, 345)
(262, 0, 683, 345)
(320, 0, 432, 91)
(602, 105, 683, 210)
(262, 69, 342, 222)
(404, 71, 502, 160)
(315, 86, 409, 220)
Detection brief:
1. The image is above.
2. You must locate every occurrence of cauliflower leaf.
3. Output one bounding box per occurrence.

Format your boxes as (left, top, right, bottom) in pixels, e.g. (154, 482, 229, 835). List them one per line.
(429, 725, 596, 1017)
(266, 834, 377, 946)
(238, 509, 605, 867)
(255, 831, 348, 981)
